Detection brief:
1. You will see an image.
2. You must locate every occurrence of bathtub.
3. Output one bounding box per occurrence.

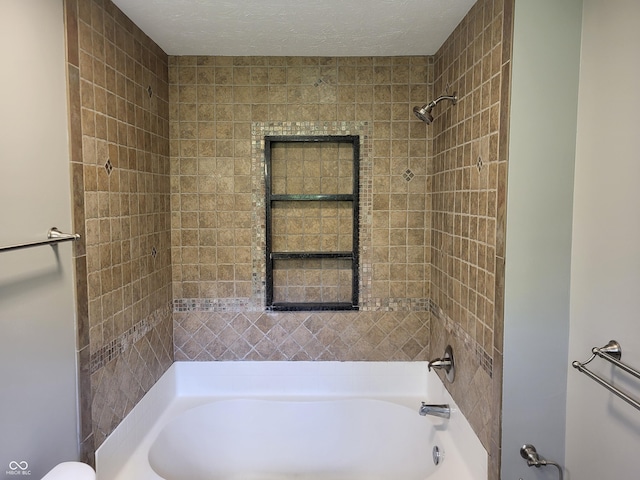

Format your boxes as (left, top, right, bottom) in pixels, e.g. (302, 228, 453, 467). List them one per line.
(96, 362, 487, 480)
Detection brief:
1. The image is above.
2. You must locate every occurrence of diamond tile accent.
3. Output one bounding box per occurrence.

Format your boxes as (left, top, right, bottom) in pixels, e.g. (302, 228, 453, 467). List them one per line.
(403, 169, 415, 182)
(147, 85, 153, 97)
(151, 246, 157, 258)
(174, 310, 430, 362)
(476, 155, 484, 172)
(104, 159, 113, 175)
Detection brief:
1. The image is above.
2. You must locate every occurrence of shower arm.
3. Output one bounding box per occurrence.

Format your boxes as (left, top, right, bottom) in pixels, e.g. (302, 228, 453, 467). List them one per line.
(429, 94, 457, 108)
(413, 92, 458, 123)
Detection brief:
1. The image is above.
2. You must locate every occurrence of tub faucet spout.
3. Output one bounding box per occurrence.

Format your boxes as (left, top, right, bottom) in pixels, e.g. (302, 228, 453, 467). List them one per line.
(419, 402, 451, 419)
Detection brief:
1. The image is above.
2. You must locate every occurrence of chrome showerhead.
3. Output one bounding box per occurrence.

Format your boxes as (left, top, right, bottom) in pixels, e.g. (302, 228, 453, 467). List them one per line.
(413, 104, 434, 124)
(413, 93, 458, 123)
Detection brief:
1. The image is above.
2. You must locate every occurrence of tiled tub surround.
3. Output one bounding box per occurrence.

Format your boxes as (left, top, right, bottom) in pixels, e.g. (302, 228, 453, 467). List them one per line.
(64, 0, 174, 457)
(170, 60, 435, 359)
(428, 0, 513, 477)
(96, 362, 487, 480)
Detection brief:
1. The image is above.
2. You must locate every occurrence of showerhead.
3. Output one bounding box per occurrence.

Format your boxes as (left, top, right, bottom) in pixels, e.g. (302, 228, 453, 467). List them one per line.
(413, 93, 458, 123)
(413, 104, 434, 124)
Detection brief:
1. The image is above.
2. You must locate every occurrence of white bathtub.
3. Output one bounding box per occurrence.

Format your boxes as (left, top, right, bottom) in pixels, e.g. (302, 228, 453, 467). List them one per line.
(96, 362, 487, 480)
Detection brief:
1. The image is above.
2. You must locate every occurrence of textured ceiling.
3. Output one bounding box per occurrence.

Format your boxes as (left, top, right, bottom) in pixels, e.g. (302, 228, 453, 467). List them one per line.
(111, 0, 476, 56)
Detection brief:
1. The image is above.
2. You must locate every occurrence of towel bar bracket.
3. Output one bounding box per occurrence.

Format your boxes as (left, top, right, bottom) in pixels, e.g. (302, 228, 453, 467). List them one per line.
(593, 339, 622, 361)
(0, 227, 80, 253)
(572, 340, 640, 413)
(47, 227, 81, 242)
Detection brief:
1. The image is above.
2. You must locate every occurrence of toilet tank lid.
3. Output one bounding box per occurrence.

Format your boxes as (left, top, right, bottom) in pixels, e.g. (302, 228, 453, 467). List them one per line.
(41, 462, 95, 480)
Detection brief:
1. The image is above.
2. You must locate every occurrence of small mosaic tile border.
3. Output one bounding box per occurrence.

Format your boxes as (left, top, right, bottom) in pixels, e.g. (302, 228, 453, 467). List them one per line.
(428, 299, 493, 377)
(173, 297, 255, 312)
(251, 121, 374, 309)
(364, 297, 430, 312)
(172, 296, 430, 313)
(89, 303, 172, 373)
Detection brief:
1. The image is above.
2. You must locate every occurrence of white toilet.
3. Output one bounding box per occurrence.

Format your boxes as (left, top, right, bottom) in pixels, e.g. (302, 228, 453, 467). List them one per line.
(41, 462, 95, 480)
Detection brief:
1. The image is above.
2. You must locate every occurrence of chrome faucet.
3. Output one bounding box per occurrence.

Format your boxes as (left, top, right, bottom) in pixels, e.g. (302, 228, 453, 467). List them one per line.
(427, 358, 452, 371)
(419, 402, 451, 419)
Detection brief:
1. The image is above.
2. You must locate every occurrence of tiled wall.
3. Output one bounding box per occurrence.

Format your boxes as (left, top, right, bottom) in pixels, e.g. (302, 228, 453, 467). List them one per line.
(170, 57, 434, 361)
(427, 0, 513, 478)
(64, 0, 173, 458)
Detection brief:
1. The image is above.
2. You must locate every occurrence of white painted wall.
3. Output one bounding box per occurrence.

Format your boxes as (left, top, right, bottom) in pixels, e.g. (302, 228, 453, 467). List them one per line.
(0, 1, 79, 478)
(501, 1, 582, 478)
(565, 1, 640, 478)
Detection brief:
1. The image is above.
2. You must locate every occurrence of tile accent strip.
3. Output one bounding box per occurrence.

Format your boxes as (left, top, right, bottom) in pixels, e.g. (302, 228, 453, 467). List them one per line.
(173, 297, 252, 312)
(89, 303, 172, 374)
(172, 297, 430, 313)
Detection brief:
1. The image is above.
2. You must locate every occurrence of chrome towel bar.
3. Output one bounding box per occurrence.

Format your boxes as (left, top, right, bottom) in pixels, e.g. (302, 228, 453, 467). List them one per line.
(0, 227, 80, 253)
(572, 340, 640, 412)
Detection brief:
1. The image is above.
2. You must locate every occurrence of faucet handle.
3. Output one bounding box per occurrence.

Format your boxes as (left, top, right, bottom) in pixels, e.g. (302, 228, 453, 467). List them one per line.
(427, 345, 455, 382)
(427, 358, 449, 371)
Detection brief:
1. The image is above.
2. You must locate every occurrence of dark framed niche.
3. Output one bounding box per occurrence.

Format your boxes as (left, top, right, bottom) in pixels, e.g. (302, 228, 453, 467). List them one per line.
(264, 135, 360, 311)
